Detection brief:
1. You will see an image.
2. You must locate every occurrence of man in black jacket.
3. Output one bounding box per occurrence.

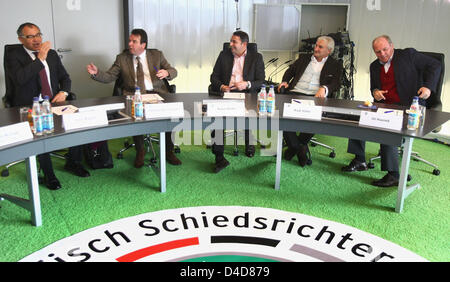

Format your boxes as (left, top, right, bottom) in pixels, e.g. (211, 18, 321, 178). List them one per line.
(6, 23, 89, 190)
(209, 30, 265, 173)
(342, 35, 441, 187)
(278, 36, 343, 167)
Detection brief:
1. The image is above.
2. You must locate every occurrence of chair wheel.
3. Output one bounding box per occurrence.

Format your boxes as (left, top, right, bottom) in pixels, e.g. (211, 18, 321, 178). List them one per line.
(1, 169, 9, 177)
(433, 169, 440, 176)
(307, 159, 312, 166)
(407, 174, 412, 181)
(150, 158, 157, 164)
(174, 147, 181, 154)
(368, 162, 375, 169)
(206, 145, 211, 149)
(117, 153, 123, 159)
(310, 143, 317, 147)
(329, 152, 336, 158)
(233, 150, 239, 156)
(124, 141, 130, 147)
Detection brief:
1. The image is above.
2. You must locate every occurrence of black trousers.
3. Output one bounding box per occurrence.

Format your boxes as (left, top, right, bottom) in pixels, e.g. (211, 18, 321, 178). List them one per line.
(283, 132, 314, 152)
(38, 145, 83, 178)
(211, 130, 254, 158)
(133, 132, 174, 153)
(347, 139, 399, 172)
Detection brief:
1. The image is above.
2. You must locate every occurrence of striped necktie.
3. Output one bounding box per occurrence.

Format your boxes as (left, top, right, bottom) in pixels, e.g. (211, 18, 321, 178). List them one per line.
(136, 56, 146, 92)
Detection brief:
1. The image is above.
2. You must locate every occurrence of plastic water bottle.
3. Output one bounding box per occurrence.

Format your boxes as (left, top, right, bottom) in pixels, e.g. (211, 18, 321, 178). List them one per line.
(31, 97, 44, 136)
(258, 84, 267, 116)
(133, 87, 144, 120)
(267, 85, 276, 116)
(407, 96, 420, 130)
(42, 96, 54, 133)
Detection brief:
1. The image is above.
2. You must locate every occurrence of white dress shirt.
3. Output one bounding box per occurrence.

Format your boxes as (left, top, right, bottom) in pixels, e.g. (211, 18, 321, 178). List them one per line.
(293, 55, 329, 96)
(24, 46, 53, 100)
(134, 51, 154, 91)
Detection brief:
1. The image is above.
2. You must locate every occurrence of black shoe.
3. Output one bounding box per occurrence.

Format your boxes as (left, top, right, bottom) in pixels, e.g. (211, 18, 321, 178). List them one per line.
(40, 175, 61, 190)
(297, 144, 309, 167)
(64, 162, 90, 177)
(214, 157, 230, 173)
(341, 159, 368, 172)
(284, 148, 297, 161)
(167, 151, 182, 166)
(245, 145, 255, 158)
(371, 173, 399, 188)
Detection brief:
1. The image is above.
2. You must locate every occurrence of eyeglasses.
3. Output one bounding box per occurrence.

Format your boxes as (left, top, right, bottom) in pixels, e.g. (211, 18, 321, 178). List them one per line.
(20, 33, 43, 39)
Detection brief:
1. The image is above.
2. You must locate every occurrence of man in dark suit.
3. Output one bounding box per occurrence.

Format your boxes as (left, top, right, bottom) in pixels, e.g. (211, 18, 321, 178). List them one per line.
(87, 28, 181, 168)
(342, 35, 441, 187)
(278, 36, 343, 167)
(209, 30, 265, 173)
(6, 22, 90, 190)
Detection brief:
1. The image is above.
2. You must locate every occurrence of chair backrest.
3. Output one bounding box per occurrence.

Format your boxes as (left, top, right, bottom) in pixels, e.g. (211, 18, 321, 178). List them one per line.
(223, 42, 258, 52)
(419, 51, 445, 111)
(3, 44, 23, 108)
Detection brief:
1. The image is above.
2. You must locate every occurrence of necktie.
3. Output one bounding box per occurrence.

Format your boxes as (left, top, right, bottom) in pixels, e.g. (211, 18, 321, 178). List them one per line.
(33, 52, 53, 99)
(136, 57, 146, 92)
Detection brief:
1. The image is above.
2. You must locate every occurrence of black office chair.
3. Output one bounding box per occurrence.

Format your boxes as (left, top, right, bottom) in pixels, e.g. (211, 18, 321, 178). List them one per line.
(113, 72, 179, 164)
(368, 51, 445, 176)
(1, 44, 77, 177)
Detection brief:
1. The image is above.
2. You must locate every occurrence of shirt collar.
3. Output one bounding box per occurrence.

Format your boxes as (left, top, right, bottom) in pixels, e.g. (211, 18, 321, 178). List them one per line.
(312, 55, 328, 64)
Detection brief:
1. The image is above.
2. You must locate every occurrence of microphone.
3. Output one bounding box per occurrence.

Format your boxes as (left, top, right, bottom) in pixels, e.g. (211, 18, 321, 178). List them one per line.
(265, 58, 279, 69)
(268, 60, 292, 83)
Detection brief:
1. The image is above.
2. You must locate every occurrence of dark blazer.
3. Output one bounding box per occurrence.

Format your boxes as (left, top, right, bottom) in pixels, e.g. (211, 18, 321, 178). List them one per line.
(93, 49, 177, 95)
(282, 54, 343, 95)
(210, 48, 265, 93)
(6, 45, 71, 107)
(370, 48, 441, 106)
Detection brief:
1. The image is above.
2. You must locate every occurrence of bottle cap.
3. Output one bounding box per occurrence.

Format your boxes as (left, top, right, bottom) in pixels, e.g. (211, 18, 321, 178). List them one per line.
(44, 96, 49, 100)
(33, 97, 39, 101)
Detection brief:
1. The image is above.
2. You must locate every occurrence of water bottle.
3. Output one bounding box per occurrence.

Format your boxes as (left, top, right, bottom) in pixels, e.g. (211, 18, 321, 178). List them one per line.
(407, 96, 420, 130)
(42, 96, 54, 133)
(267, 85, 276, 116)
(134, 87, 144, 120)
(31, 97, 44, 136)
(258, 84, 267, 116)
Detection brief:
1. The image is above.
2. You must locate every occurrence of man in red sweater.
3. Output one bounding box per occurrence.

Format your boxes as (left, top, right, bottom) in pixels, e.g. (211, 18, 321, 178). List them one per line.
(342, 35, 441, 187)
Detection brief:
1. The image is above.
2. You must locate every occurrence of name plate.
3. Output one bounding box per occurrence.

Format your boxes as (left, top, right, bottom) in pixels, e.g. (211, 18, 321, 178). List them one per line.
(144, 102, 184, 120)
(359, 110, 404, 131)
(78, 103, 125, 113)
(207, 101, 245, 117)
(63, 110, 109, 131)
(0, 122, 33, 148)
(283, 103, 322, 121)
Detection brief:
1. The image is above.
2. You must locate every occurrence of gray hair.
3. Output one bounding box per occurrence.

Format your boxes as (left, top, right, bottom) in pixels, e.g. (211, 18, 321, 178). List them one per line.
(317, 36, 335, 53)
(372, 35, 393, 46)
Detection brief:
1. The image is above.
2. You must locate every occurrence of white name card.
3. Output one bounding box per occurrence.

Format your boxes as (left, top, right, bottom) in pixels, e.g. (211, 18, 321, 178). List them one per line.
(78, 103, 125, 113)
(207, 101, 246, 117)
(283, 103, 322, 121)
(359, 110, 404, 131)
(0, 122, 34, 148)
(62, 110, 109, 131)
(144, 102, 184, 120)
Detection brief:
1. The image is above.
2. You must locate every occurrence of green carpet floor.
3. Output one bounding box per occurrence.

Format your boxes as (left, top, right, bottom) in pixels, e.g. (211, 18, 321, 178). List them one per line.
(0, 133, 449, 262)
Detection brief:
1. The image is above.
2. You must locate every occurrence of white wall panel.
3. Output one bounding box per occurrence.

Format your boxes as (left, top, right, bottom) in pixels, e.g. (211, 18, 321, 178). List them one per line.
(129, 0, 350, 93)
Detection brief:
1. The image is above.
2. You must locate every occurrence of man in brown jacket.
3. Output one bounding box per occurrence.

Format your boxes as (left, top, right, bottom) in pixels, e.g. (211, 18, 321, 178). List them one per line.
(87, 29, 181, 168)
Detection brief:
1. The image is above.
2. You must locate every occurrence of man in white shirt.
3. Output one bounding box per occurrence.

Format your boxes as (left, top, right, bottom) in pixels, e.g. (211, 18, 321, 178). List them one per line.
(277, 36, 343, 167)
